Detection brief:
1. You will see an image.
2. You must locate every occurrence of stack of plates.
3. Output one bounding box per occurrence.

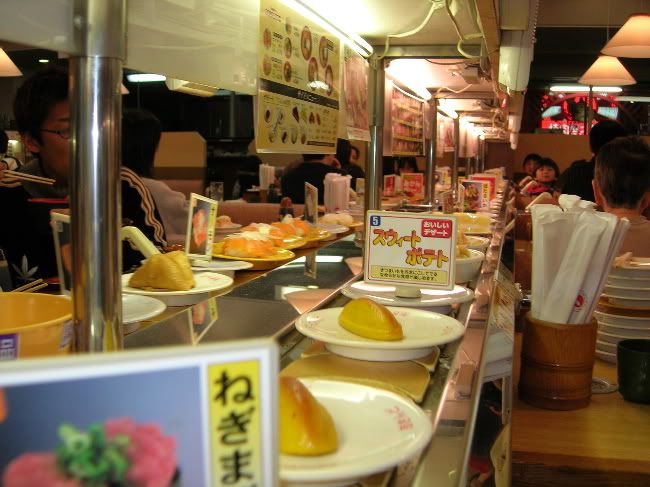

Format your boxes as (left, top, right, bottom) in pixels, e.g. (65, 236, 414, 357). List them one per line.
(595, 258, 650, 363)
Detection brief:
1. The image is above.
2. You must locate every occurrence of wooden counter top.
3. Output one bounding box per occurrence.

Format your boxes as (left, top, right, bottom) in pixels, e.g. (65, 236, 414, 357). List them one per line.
(511, 334, 650, 486)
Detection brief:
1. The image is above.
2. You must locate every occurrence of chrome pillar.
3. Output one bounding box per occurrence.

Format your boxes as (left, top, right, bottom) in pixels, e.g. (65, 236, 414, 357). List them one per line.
(424, 99, 437, 207)
(465, 157, 471, 178)
(480, 138, 486, 172)
(365, 58, 385, 212)
(451, 117, 460, 205)
(70, 0, 126, 352)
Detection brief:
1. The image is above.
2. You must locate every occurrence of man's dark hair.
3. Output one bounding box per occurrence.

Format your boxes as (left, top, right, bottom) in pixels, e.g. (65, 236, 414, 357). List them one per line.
(121, 108, 162, 178)
(0, 130, 8, 153)
(595, 136, 650, 209)
(13, 66, 68, 144)
(535, 157, 559, 178)
(522, 153, 542, 168)
(335, 138, 351, 166)
(589, 120, 629, 155)
(350, 145, 360, 158)
(303, 153, 327, 162)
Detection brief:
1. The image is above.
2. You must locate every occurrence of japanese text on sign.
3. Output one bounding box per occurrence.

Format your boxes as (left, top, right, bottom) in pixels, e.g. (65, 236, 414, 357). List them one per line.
(209, 361, 262, 486)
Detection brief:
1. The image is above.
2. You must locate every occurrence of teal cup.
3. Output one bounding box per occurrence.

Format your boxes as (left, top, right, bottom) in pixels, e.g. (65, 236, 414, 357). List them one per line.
(617, 339, 650, 404)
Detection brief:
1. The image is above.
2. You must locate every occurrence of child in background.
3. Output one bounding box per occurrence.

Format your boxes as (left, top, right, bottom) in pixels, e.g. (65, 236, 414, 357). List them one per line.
(521, 158, 560, 197)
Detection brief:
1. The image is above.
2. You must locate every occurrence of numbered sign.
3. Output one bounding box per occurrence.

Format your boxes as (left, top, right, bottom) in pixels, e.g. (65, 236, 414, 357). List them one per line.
(364, 210, 457, 290)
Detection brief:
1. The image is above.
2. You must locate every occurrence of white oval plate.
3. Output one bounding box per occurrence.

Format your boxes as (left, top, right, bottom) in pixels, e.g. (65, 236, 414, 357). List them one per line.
(122, 272, 233, 306)
(597, 322, 650, 339)
(596, 339, 617, 354)
(610, 258, 650, 279)
(122, 294, 166, 324)
(341, 282, 474, 308)
(603, 285, 650, 300)
(280, 378, 432, 486)
(315, 222, 349, 234)
(602, 294, 650, 309)
(595, 349, 617, 364)
(295, 306, 465, 361)
(595, 310, 650, 327)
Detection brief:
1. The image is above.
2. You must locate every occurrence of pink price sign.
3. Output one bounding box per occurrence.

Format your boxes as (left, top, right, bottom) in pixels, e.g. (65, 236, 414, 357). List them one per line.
(364, 210, 457, 289)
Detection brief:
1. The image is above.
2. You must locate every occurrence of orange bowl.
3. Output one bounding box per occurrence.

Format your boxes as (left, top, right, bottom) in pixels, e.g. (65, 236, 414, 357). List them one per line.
(0, 293, 73, 359)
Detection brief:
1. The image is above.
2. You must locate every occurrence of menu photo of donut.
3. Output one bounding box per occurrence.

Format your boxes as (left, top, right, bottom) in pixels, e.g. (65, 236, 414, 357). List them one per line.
(185, 193, 218, 261)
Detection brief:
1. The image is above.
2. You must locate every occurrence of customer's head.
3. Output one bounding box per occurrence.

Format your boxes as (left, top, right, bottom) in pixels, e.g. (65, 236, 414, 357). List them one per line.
(535, 158, 559, 184)
(121, 108, 162, 178)
(335, 138, 351, 165)
(522, 153, 542, 177)
(349, 145, 360, 164)
(397, 157, 417, 175)
(303, 153, 335, 165)
(594, 136, 650, 212)
(589, 120, 629, 156)
(13, 66, 69, 183)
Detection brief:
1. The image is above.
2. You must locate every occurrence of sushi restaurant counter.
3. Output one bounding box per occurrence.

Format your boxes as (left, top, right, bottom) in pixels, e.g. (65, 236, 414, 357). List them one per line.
(511, 334, 650, 487)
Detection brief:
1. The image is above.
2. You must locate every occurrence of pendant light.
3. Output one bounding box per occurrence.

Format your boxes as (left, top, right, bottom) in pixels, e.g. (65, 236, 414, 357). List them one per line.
(602, 13, 650, 58)
(578, 55, 636, 86)
(0, 48, 22, 77)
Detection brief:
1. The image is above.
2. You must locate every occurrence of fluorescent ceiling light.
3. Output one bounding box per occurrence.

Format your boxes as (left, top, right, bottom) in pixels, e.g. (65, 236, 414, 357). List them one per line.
(38, 59, 49, 63)
(549, 85, 622, 93)
(617, 96, 650, 102)
(0, 48, 22, 77)
(437, 100, 458, 119)
(126, 73, 166, 83)
(602, 13, 650, 58)
(578, 55, 635, 86)
(281, 0, 373, 57)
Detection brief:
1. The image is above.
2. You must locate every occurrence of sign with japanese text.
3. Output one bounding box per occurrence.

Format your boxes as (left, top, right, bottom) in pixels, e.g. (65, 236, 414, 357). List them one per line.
(401, 172, 424, 197)
(364, 211, 457, 289)
(0, 339, 279, 486)
(257, 0, 340, 153)
(462, 180, 490, 211)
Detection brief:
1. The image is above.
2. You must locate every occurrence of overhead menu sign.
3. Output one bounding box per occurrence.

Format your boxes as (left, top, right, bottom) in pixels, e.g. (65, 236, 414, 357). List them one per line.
(0, 340, 278, 486)
(364, 211, 457, 290)
(257, 0, 340, 153)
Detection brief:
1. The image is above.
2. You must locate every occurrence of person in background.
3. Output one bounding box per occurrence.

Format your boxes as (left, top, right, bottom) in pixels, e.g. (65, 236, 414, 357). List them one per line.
(122, 108, 188, 244)
(0, 130, 21, 172)
(560, 120, 628, 202)
(281, 153, 342, 204)
(515, 153, 542, 188)
(593, 136, 650, 257)
(335, 138, 364, 189)
(397, 157, 418, 175)
(383, 156, 397, 176)
(520, 158, 560, 197)
(0, 66, 166, 285)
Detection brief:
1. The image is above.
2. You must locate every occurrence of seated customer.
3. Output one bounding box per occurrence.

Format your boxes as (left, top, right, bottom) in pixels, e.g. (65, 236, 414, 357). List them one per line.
(0, 66, 166, 284)
(593, 136, 650, 257)
(520, 158, 560, 196)
(122, 109, 188, 244)
(281, 153, 342, 204)
(515, 153, 541, 188)
(335, 138, 364, 188)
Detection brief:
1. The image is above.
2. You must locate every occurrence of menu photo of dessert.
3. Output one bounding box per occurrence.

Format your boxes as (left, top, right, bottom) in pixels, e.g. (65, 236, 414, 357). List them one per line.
(0, 367, 205, 486)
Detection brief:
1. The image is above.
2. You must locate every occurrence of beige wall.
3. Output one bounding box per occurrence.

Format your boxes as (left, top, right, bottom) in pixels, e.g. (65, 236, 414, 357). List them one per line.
(154, 131, 206, 168)
(514, 134, 590, 173)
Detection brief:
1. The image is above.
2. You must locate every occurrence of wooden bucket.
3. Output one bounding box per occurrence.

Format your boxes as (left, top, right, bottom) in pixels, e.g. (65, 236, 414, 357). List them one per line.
(519, 312, 597, 410)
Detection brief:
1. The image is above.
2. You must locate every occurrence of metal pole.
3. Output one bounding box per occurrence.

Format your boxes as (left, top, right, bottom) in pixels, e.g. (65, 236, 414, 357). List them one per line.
(70, 0, 126, 352)
(480, 137, 486, 172)
(586, 85, 593, 135)
(465, 157, 471, 178)
(365, 57, 385, 212)
(424, 99, 437, 207)
(451, 117, 460, 206)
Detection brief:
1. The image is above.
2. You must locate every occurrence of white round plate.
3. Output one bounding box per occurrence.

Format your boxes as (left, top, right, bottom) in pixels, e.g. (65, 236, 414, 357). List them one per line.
(595, 310, 650, 327)
(596, 339, 617, 354)
(295, 306, 465, 361)
(122, 272, 233, 306)
(602, 294, 650, 309)
(603, 285, 650, 300)
(609, 258, 650, 279)
(122, 294, 166, 324)
(280, 379, 432, 486)
(607, 275, 650, 286)
(595, 349, 617, 364)
(315, 222, 349, 234)
(191, 260, 253, 272)
(341, 282, 474, 309)
(597, 322, 650, 338)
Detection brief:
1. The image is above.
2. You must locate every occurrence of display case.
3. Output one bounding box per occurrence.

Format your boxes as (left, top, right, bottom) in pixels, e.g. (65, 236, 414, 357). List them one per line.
(383, 79, 426, 157)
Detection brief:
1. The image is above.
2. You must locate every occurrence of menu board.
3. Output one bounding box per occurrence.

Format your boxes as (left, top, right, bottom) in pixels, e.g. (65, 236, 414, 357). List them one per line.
(364, 211, 457, 290)
(257, 0, 340, 153)
(391, 86, 424, 156)
(342, 45, 370, 141)
(462, 180, 490, 211)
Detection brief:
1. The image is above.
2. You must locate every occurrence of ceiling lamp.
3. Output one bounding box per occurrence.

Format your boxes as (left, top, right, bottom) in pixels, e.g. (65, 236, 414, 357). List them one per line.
(578, 55, 636, 86)
(0, 48, 22, 77)
(602, 13, 650, 58)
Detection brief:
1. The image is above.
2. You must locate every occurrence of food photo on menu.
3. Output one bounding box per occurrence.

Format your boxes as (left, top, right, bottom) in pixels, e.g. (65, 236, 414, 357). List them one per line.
(0, 368, 205, 486)
(186, 195, 216, 257)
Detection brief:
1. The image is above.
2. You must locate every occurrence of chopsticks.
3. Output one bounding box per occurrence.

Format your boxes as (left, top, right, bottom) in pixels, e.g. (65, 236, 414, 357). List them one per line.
(11, 279, 48, 293)
(1, 170, 55, 186)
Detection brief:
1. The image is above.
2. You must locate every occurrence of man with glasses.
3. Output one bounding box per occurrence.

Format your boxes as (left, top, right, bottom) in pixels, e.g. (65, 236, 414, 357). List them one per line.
(0, 66, 167, 286)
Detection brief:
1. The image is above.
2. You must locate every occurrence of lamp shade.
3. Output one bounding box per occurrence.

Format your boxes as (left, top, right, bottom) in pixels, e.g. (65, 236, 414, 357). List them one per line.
(602, 13, 650, 58)
(0, 48, 22, 77)
(578, 55, 636, 86)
